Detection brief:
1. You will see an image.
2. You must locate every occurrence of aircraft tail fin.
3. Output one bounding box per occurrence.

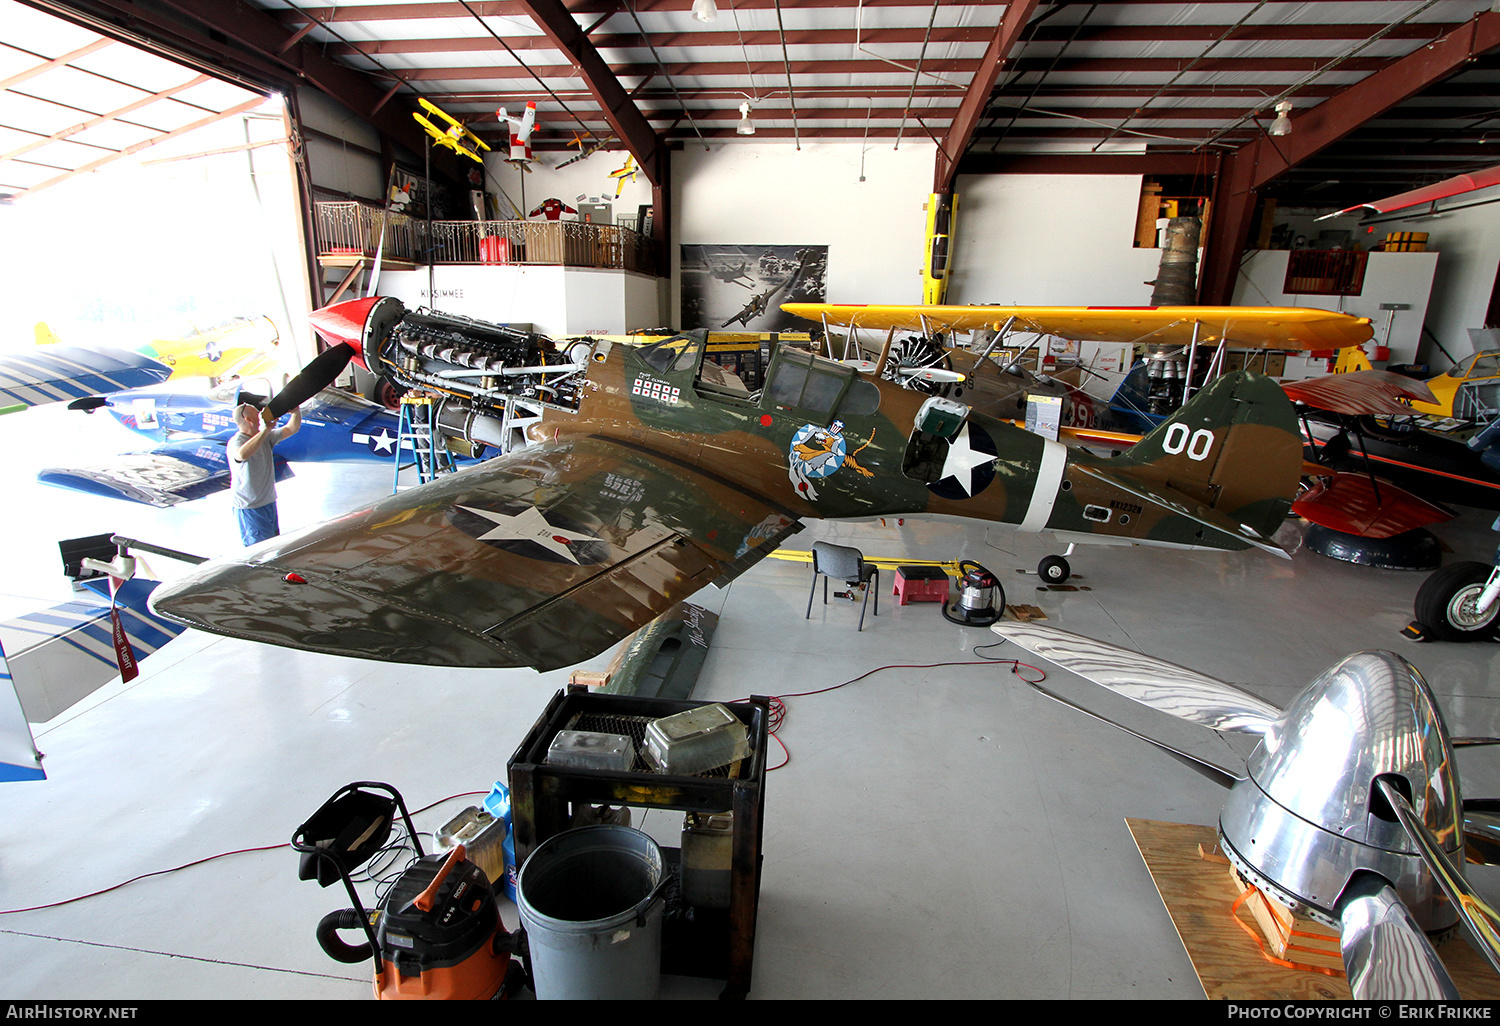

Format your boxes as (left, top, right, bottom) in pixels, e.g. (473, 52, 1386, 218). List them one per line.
(1112, 370, 1303, 549)
(1334, 346, 1373, 373)
(34, 322, 61, 346)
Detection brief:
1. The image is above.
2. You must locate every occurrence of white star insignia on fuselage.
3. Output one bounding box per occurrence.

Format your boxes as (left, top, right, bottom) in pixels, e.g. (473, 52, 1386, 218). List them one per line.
(456, 504, 601, 564)
(939, 424, 996, 496)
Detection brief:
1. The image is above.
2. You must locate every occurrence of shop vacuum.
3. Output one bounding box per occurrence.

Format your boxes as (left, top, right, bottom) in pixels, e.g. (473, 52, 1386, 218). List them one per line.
(292, 781, 528, 1000)
(942, 560, 1004, 627)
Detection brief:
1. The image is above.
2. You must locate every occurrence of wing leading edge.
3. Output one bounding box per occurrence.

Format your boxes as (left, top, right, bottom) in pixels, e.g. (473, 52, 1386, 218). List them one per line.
(151, 436, 803, 670)
(783, 303, 1374, 351)
(0, 347, 172, 411)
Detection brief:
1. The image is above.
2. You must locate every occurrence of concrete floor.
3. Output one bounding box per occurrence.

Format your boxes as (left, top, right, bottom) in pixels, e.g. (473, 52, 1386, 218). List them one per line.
(3, 401, 1500, 1000)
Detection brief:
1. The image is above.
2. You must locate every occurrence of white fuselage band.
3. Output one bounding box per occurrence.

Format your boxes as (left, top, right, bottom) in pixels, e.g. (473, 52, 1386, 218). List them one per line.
(1018, 438, 1069, 533)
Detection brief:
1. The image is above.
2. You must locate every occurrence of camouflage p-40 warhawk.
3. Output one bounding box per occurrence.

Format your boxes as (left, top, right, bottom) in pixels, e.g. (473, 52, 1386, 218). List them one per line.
(151, 298, 1342, 671)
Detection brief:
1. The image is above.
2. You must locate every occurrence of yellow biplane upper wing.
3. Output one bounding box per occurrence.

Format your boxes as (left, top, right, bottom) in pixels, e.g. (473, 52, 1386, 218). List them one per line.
(782, 303, 1374, 351)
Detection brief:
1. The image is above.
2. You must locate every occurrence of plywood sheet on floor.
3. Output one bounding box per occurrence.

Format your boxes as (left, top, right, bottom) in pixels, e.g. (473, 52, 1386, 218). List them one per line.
(1126, 818, 1500, 1000)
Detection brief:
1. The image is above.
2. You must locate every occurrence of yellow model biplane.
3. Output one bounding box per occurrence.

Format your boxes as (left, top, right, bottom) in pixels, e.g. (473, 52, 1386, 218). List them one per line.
(413, 98, 491, 164)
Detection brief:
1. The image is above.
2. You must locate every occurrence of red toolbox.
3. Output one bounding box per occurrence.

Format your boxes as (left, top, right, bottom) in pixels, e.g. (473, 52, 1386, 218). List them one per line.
(894, 566, 949, 605)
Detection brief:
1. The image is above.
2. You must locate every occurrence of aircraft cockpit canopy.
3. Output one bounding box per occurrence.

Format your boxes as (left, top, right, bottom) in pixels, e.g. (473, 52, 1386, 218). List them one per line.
(764, 346, 880, 424)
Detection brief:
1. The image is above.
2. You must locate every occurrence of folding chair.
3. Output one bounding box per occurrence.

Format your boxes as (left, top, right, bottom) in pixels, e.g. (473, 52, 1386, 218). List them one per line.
(806, 540, 879, 631)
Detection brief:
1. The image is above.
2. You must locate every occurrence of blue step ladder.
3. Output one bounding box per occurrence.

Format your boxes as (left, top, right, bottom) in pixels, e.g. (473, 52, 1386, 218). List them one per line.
(394, 394, 454, 491)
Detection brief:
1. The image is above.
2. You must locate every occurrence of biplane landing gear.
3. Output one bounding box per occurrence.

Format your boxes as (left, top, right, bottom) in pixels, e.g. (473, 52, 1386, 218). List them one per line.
(1411, 560, 1500, 642)
(1037, 555, 1071, 585)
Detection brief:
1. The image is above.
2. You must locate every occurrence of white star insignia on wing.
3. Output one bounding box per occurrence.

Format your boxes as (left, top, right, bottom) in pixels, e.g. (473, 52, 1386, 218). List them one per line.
(457, 504, 601, 564)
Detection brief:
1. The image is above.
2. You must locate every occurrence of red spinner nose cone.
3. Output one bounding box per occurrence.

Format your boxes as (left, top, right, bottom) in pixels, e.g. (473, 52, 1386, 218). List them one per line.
(307, 298, 382, 366)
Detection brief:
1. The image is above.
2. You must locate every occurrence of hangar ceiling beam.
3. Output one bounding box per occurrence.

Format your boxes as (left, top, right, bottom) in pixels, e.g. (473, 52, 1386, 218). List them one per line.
(933, 0, 1037, 195)
(25, 0, 456, 172)
(514, 0, 669, 248)
(18, 94, 266, 197)
(1199, 8, 1500, 305)
(515, 0, 663, 189)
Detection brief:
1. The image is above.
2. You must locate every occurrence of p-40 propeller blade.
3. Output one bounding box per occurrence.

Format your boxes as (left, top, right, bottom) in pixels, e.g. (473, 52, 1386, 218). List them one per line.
(267, 344, 355, 419)
(1380, 778, 1500, 981)
(992, 622, 1283, 734)
(1336, 872, 1460, 1000)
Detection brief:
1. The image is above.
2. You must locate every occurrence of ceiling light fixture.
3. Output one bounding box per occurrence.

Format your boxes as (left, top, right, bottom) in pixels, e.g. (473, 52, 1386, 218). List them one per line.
(693, 0, 719, 22)
(737, 101, 755, 135)
(1269, 100, 1293, 137)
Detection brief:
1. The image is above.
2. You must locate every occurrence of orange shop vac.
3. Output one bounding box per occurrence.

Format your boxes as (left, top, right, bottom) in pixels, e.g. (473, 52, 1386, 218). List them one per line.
(292, 781, 528, 1000)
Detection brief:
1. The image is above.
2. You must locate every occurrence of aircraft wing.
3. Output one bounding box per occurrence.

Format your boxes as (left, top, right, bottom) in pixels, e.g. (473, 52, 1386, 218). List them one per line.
(0, 346, 171, 412)
(1292, 471, 1454, 538)
(38, 439, 292, 506)
(150, 436, 805, 671)
(782, 303, 1374, 351)
(1282, 369, 1438, 416)
(1328, 164, 1500, 218)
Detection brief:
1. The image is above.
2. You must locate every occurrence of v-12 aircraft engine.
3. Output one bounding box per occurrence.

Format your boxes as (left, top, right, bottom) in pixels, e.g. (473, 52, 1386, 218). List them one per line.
(308, 297, 593, 454)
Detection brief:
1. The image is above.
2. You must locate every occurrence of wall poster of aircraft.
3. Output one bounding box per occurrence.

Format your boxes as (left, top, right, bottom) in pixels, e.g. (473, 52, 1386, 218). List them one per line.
(149, 297, 1371, 672)
(680, 245, 827, 331)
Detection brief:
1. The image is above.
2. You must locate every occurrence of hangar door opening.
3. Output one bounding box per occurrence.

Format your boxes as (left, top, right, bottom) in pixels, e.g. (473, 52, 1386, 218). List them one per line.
(0, 0, 311, 371)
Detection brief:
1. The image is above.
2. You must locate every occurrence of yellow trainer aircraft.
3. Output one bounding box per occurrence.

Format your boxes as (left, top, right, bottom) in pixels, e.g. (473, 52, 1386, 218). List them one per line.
(36, 316, 282, 384)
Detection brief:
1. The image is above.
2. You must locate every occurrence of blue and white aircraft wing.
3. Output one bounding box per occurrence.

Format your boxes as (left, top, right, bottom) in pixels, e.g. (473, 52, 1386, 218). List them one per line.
(0, 346, 172, 412)
(0, 579, 188, 747)
(38, 438, 292, 506)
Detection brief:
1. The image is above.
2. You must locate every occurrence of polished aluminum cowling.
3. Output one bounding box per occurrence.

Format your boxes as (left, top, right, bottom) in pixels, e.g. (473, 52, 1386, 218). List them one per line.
(1219, 651, 1463, 931)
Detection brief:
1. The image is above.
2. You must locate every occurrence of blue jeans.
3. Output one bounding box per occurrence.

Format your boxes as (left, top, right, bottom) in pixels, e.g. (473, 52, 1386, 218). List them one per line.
(236, 503, 280, 546)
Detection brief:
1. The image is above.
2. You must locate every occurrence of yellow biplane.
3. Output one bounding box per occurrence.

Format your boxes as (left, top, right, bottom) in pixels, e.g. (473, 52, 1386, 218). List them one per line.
(413, 98, 490, 164)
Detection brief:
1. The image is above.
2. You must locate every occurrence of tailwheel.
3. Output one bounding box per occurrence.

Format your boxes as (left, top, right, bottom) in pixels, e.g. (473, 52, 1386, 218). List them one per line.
(1038, 555, 1071, 585)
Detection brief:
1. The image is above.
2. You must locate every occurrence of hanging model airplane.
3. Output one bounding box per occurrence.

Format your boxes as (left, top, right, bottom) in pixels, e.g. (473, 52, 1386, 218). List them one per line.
(994, 621, 1500, 1000)
(608, 154, 638, 197)
(149, 297, 1364, 672)
(498, 102, 536, 171)
(555, 132, 616, 170)
(413, 98, 491, 164)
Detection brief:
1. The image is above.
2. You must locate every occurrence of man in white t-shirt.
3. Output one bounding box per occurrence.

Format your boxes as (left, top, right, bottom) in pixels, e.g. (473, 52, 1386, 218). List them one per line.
(228, 401, 302, 546)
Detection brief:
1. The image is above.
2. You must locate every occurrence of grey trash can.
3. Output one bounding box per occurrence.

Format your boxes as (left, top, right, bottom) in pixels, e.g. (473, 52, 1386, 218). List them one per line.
(517, 824, 668, 999)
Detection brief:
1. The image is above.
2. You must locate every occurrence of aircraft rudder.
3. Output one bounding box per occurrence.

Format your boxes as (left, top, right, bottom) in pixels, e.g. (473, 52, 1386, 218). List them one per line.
(1117, 370, 1301, 541)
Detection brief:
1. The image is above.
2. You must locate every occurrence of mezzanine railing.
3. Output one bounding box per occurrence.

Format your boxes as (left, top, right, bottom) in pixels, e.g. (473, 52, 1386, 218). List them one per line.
(314, 200, 659, 275)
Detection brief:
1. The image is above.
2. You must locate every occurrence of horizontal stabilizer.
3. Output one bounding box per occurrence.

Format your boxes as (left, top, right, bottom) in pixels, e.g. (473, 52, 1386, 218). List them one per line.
(1073, 462, 1290, 556)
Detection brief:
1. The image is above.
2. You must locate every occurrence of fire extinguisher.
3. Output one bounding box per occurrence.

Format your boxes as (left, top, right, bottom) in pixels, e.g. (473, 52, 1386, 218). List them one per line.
(943, 560, 1004, 627)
